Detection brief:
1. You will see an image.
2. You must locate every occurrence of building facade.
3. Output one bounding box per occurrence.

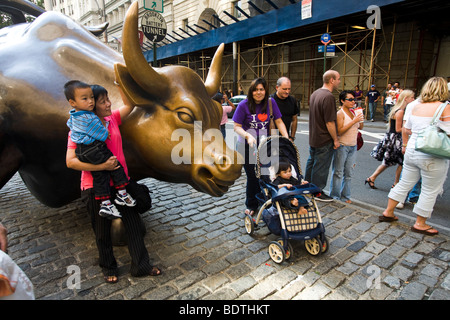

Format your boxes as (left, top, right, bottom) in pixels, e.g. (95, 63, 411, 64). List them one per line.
(42, 0, 450, 108)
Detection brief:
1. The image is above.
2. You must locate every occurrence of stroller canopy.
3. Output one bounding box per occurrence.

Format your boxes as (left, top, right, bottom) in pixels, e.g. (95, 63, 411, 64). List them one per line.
(256, 136, 302, 184)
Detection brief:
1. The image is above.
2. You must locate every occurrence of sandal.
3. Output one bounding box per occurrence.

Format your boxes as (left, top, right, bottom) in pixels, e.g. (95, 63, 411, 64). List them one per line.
(104, 275, 118, 284)
(365, 178, 377, 189)
(244, 209, 255, 216)
(149, 266, 162, 276)
(378, 214, 398, 222)
(411, 226, 439, 236)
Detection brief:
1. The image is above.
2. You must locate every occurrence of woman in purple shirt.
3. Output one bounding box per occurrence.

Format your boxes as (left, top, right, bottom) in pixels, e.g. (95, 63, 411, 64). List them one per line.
(233, 77, 289, 215)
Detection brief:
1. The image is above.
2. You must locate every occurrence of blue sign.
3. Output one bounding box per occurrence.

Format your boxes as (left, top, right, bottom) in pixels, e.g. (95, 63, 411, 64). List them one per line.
(318, 45, 335, 53)
(321, 33, 331, 45)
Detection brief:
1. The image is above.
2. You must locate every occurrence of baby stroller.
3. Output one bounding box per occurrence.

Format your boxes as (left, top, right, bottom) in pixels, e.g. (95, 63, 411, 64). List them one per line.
(243, 136, 328, 263)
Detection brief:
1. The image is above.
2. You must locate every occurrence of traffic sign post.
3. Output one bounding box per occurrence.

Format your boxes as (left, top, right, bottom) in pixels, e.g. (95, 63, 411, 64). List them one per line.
(144, 0, 164, 13)
(321, 33, 331, 73)
(141, 11, 167, 66)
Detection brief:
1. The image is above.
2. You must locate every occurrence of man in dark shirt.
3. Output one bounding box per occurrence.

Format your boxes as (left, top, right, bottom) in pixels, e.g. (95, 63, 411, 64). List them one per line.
(305, 70, 340, 201)
(365, 84, 381, 121)
(271, 77, 299, 142)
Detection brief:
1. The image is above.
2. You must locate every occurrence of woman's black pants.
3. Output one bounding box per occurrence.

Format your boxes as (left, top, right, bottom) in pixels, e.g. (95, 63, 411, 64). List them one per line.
(82, 188, 154, 277)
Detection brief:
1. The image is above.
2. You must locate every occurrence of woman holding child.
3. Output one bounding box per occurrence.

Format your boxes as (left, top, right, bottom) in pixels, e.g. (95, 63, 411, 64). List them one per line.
(66, 82, 161, 283)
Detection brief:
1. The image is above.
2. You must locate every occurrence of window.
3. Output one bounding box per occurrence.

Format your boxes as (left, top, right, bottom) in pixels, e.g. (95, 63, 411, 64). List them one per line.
(233, 0, 242, 18)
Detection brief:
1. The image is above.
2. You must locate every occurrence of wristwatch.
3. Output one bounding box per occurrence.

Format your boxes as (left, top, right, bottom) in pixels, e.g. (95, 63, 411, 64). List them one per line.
(290, 136, 296, 141)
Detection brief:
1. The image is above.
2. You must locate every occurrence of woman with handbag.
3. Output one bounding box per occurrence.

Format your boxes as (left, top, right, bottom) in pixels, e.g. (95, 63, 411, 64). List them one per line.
(330, 91, 364, 204)
(366, 90, 415, 189)
(380, 77, 450, 235)
(233, 77, 289, 215)
(66, 84, 161, 283)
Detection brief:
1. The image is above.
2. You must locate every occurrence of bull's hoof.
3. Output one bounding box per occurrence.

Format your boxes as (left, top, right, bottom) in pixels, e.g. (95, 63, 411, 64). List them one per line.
(111, 219, 128, 246)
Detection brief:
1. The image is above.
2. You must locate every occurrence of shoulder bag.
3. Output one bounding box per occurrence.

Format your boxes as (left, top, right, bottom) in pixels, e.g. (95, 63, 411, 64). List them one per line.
(268, 98, 277, 135)
(126, 179, 152, 214)
(357, 131, 364, 151)
(415, 102, 450, 159)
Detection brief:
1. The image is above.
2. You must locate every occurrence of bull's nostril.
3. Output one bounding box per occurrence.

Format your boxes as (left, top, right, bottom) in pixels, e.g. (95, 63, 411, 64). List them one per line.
(215, 155, 231, 169)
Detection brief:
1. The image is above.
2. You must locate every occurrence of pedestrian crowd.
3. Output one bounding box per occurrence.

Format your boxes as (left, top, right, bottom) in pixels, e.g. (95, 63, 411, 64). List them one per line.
(232, 73, 450, 236)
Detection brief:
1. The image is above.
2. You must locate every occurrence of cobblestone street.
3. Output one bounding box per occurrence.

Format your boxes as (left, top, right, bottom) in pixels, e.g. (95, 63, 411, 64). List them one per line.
(1, 173, 449, 300)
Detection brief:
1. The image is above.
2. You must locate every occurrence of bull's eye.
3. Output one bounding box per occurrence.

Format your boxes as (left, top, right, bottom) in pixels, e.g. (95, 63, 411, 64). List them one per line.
(177, 111, 194, 124)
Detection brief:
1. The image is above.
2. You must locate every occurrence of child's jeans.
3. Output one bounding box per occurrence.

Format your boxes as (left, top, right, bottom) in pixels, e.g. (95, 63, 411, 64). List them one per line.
(76, 141, 129, 200)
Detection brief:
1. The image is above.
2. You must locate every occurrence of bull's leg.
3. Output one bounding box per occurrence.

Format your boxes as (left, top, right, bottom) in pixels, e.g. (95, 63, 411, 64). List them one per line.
(0, 141, 23, 189)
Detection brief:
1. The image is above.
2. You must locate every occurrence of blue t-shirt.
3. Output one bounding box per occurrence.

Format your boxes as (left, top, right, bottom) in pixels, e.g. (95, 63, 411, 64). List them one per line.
(232, 97, 282, 143)
(366, 90, 381, 103)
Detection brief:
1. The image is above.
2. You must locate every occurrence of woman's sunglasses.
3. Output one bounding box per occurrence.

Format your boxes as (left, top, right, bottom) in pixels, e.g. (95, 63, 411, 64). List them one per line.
(345, 98, 355, 101)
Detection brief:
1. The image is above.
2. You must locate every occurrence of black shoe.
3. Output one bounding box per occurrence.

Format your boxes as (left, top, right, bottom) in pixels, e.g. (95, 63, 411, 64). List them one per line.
(314, 193, 334, 202)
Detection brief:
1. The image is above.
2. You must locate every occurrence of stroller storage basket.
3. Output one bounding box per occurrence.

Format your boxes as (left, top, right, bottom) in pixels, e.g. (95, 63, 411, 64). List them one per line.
(282, 204, 318, 232)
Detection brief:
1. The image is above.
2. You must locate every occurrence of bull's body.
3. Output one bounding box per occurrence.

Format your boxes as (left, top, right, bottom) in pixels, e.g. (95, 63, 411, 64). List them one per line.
(0, 3, 242, 208)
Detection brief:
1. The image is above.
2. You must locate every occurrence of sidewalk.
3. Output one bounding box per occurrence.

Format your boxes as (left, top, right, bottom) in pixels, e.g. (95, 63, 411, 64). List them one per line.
(1, 172, 448, 301)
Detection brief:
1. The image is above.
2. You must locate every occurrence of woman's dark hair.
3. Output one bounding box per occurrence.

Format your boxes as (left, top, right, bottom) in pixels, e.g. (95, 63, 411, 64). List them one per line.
(247, 77, 269, 114)
(339, 90, 354, 106)
(276, 159, 291, 175)
(90, 85, 108, 112)
(91, 84, 108, 101)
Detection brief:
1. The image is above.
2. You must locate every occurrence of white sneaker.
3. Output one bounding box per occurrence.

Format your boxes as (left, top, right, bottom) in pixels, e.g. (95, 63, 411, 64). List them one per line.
(115, 192, 136, 207)
(396, 202, 404, 209)
(99, 203, 122, 218)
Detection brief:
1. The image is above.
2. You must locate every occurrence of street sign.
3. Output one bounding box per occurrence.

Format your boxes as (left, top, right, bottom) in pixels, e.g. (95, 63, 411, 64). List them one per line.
(144, 0, 163, 13)
(318, 45, 335, 53)
(321, 33, 331, 45)
(141, 11, 167, 43)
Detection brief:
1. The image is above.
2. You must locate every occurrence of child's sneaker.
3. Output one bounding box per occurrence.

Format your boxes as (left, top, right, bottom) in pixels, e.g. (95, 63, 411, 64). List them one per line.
(99, 203, 122, 218)
(115, 192, 136, 207)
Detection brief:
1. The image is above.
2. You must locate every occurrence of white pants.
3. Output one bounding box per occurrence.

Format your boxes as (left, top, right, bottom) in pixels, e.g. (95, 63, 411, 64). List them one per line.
(388, 148, 449, 218)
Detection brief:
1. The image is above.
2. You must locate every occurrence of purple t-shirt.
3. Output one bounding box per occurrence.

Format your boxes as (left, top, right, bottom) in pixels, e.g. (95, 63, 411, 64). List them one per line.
(232, 97, 282, 143)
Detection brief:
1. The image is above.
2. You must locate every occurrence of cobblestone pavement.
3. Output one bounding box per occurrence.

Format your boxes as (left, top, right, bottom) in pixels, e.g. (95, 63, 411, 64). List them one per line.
(1, 173, 449, 300)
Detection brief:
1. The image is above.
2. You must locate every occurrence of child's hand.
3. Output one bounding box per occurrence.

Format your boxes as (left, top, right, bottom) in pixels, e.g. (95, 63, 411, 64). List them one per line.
(291, 198, 299, 207)
(301, 180, 308, 185)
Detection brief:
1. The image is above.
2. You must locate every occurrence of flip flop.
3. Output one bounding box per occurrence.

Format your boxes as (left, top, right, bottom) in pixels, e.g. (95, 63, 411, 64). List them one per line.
(410, 226, 439, 236)
(378, 214, 398, 222)
(149, 266, 162, 276)
(244, 209, 255, 216)
(104, 275, 118, 284)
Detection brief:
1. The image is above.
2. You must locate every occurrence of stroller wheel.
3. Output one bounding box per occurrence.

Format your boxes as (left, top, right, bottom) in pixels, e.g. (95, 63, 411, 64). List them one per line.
(268, 241, 285, 264)
(276, 239, 294, 260)
(304, 237, 323, 256)
(321, 236, 329, 253)
(244, 214, 255, 235)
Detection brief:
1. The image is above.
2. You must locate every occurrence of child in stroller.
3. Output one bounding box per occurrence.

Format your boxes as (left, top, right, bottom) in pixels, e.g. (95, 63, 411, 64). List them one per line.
(243, 136, 328, 263)
(272, 159, 309, 215)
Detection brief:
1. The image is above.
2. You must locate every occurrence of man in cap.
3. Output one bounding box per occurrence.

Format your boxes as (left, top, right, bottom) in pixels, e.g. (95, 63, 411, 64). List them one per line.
(365, 84, 381, 122)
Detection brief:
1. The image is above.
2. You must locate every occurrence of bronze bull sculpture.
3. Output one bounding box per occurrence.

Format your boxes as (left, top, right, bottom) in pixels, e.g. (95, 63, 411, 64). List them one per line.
(0, 1, 242, 209)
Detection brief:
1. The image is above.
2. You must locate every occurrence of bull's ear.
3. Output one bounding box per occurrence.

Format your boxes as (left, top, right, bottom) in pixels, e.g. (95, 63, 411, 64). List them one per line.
(204, 43, 224, 97)
(114, 63, 153, 107)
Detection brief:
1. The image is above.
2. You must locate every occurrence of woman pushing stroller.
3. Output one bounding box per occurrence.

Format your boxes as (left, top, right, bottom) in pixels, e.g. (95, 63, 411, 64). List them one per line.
(233, 77, 289, 216)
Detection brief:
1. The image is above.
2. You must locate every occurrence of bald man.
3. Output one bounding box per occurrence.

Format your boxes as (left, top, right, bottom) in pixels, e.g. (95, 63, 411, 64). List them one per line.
(305, 70, 340, 201)
(271, 77, 299, 141)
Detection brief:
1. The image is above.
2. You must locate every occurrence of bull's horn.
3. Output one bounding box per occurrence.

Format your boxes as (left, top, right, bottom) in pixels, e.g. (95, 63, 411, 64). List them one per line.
(204, 43, 224, 97)
(121, 1, 168, 96)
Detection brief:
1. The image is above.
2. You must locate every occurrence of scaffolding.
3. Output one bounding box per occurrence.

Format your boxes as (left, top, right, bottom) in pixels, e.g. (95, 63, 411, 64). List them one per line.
(157, 2, 449, 114)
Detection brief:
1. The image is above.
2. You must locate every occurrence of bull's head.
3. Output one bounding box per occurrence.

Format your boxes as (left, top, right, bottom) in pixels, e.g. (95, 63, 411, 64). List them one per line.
(115, 2, 242, 197)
